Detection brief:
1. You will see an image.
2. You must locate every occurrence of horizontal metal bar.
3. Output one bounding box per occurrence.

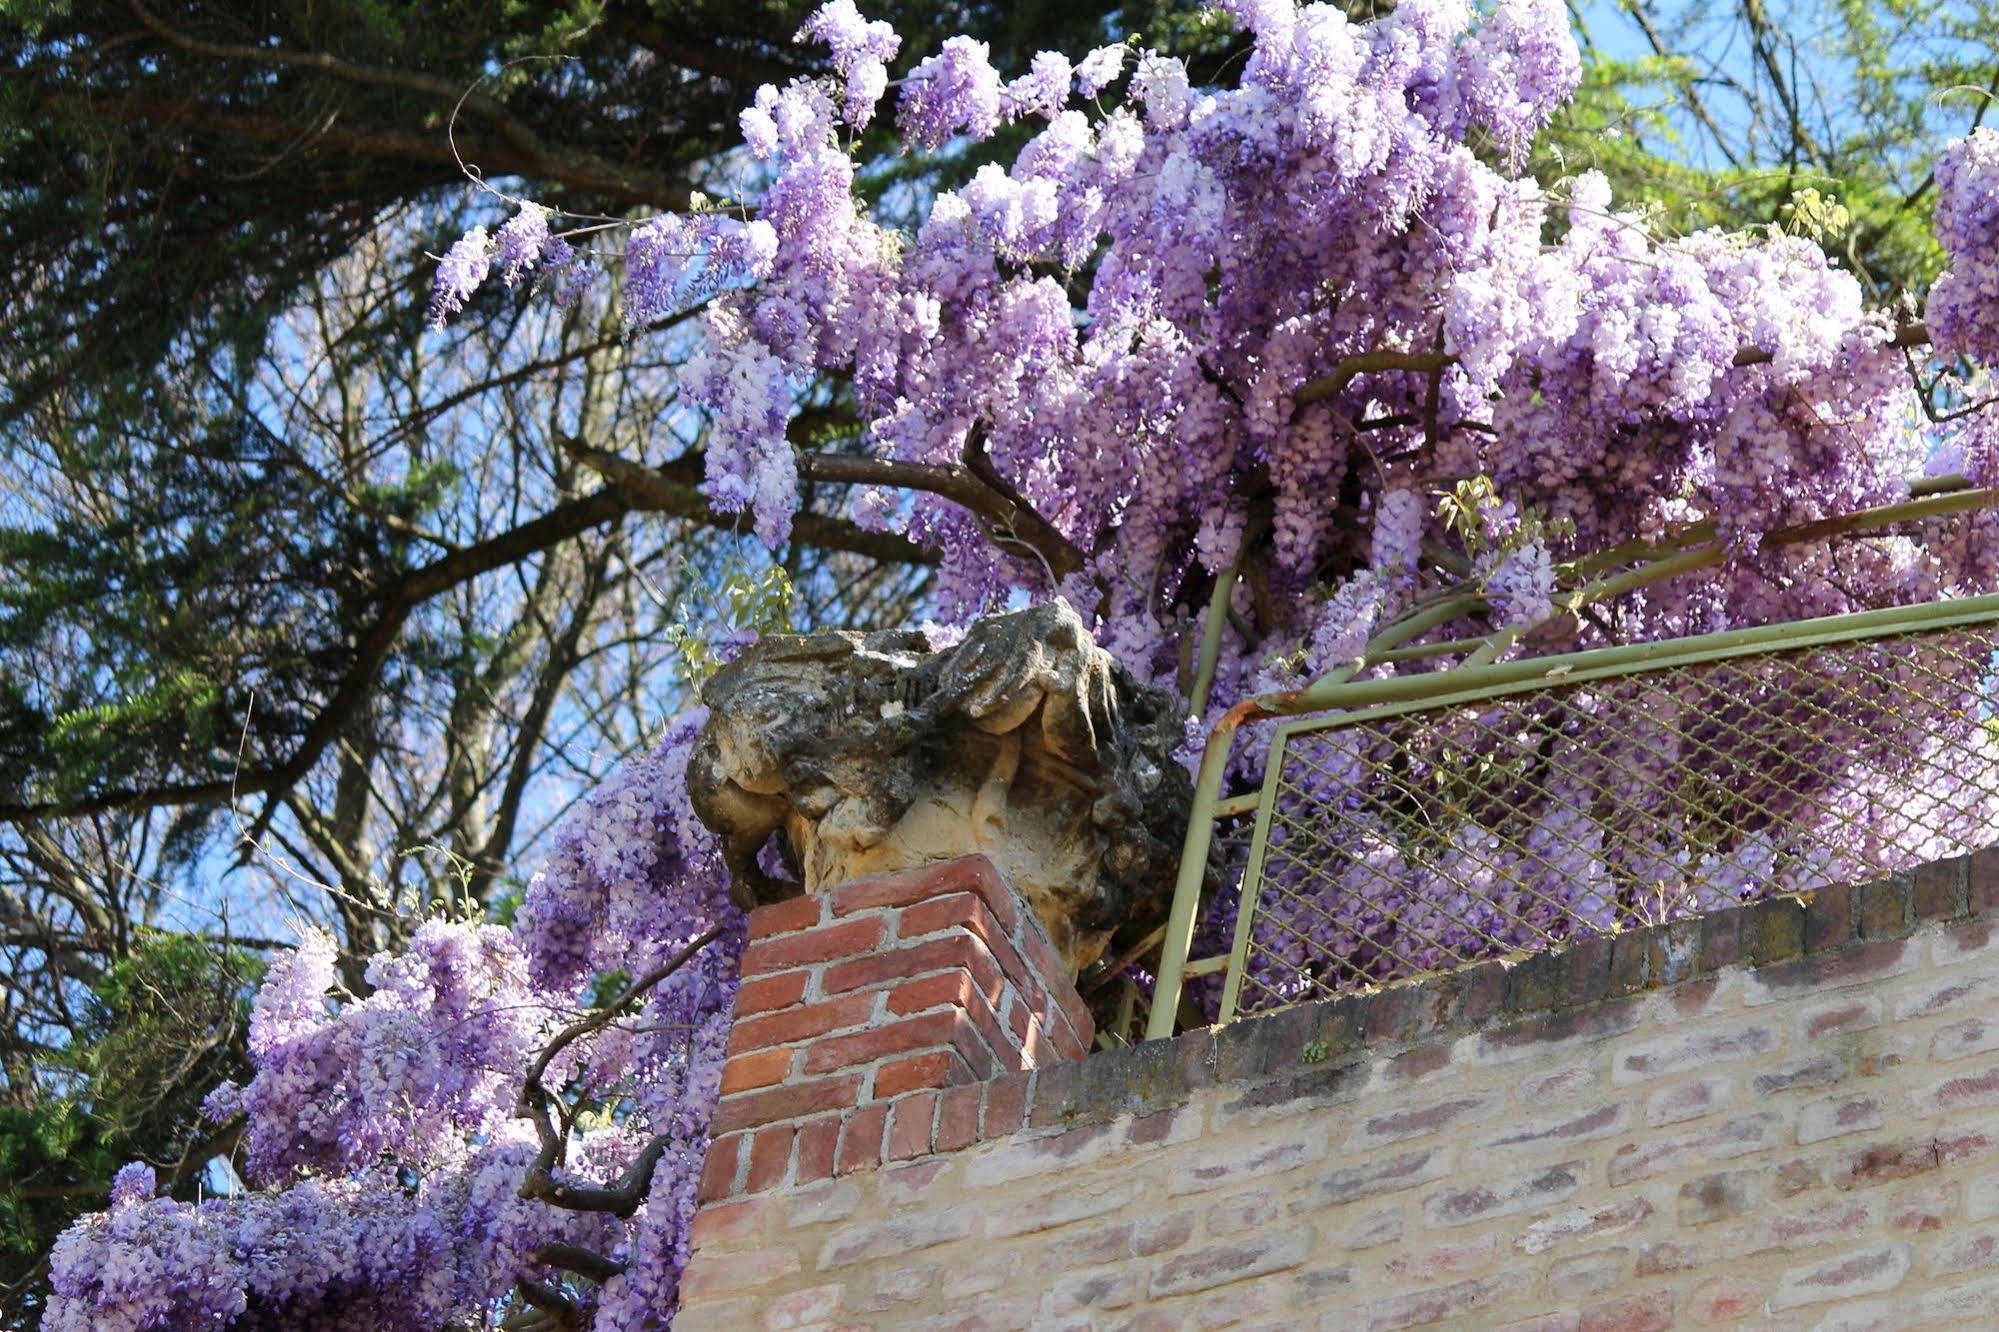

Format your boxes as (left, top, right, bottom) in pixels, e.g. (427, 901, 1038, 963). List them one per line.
(1182, 954, 1230, 978)
(1266, 591, 1999, 720)
(1213, 791, 1261, 819)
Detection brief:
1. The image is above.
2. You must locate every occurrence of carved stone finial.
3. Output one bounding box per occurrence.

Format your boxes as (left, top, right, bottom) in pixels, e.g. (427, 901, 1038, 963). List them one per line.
(686, 601, 1193, 974)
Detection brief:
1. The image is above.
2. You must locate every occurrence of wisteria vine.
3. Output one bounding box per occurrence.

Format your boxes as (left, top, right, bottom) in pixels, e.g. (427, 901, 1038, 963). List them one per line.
(50, 0, 1999, 1325)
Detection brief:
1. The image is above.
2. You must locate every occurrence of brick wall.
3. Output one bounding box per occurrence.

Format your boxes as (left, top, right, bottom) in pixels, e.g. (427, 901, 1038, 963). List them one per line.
(679, 851, 1999, 1330)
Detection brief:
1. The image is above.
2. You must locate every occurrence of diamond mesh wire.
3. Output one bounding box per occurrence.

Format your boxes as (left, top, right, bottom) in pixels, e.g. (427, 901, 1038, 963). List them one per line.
(1227, 624, 1999, 1018)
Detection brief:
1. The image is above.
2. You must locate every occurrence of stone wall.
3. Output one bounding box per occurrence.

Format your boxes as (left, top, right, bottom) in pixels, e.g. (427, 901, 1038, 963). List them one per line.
(678, 851, 1999, 1330)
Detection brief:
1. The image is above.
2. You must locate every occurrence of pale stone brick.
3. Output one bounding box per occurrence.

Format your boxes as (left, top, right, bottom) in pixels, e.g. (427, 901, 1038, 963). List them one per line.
(1891, 970, 1996, 1020)
(1515, 1197, 1654, 1255)
(817, 1206, 975, 1267)
(1338, 1271, 1530, 1332)
(1606, 1111, 1786, 1184)
(1677, 1169, 1761, 1225)
(1686, 1275, 1765, 1325)
(1886, 1180, 1955, 1234)
(679, 1248, 803, 1301)
(984, 1178, 1144, 1238)
(1149, 1232, 1310, 1299)
(1645, 1075, 1731, 1127)
(1344, 1092, 1500, 1151)
(1382, 1233, 1496, 1284)
(1205, 1192, 1279, 1238)
(1931, 1015, 1999, 1062)
(1722, 1199, 1872, 1256)
(1925, 1226, 1999, 1277)
(1042, 1266, 1143, 1316)
(1578, 1290, 1673, 1332)
(1547, 1246, 1631, 1301)
(1933, 918, 1999, 967)
(1771, 1244, 1911, 1310)
(1423, 1160, 1586, 1226)
(1516, 1063, 1597, 1104)
(1613, 1020, 1780, 1084)
(1966, 1168, 1999, 1221)
(1340, 1207, 1403, 1250)
(1795, 1092, 1884, 1145)
(1484, 1101, 1627, 1155)
(783, 1179, 861, 1228)
(1165, 1134, 1325, 1197)
(1797, 995, 1880, 1039)
(1195, 1282, 1278, 1329)
(1301, 1148, 1451, 1209)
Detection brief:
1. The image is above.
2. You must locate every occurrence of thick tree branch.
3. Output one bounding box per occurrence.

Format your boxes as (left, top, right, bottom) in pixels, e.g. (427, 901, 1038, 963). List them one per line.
(1, 443, 941, 825)
(516, 926, 723, 1217)
(535, 1242, 628, 1284)
(120, 1, 694, 210)
(565, 441, 938, 566)
(601, 4, 802, 87)
(795, 446, 1085, 578)
(49, 88, 692, 211)
(1291, 322, 1935, 409)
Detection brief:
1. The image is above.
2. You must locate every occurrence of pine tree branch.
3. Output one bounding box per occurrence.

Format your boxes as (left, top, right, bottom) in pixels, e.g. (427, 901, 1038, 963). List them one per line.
(120, 0, 696, 210)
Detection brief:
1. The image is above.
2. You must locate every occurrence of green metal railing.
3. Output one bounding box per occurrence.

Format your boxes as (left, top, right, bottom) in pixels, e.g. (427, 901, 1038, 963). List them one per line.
(1147, 588, 1999, 1040)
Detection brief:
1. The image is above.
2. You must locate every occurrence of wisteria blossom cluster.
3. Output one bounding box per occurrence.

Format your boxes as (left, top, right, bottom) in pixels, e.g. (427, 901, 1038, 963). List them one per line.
(55, 0, 1999, 1325)
(48, 717, 742, 1328)
(437, 0, 1999, 682)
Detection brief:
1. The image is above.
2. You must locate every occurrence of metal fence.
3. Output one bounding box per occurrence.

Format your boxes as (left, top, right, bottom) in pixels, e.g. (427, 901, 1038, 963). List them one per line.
(1147, 592, 1999, 1037)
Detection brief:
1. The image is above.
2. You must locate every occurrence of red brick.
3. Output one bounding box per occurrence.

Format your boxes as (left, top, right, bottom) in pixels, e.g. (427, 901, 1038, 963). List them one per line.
(748, 893, 822, 940)
(794, 1118, 839, 1185)
(883, 961, 1020, 1080)
(732, 970, 807, 1017)
(719, 1048, 792, 1095)
(887, 1091, 938, 1161)
(957, 901, 1089, 1041)
(836, 1102, 888, 1176)
(831, 856, 1018, 931)
(984, 1070, 1030, 1137)
(698, 1132, 742, 1203)
(888, 966, 1007, 1023)
(740, 916, 886, 976)
(874, 1050, 971, 1100)
(822, 935, 980, 995)
(935, 1083, 982, 1153)
(727, 991, 876, 1057)
(804, 1009, 994, 1078)
(899, 890, 991, 940)
(712, 1073, 861, 1134)
(745, 1125, 793, 1193)
(1021, 1019, 1060, 1070)
(1041, 1004, 1092, 1062)
(1580, 1291, 1673, 1332)
(1002, 992, 1031, 1045)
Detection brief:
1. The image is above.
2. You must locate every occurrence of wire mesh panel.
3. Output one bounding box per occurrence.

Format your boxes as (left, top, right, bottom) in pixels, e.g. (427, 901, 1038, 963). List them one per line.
(1222, 622, 1999, 1020)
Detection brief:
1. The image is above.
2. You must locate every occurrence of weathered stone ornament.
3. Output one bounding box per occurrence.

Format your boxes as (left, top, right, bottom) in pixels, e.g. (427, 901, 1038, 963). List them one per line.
(687, 601, 1194, 974)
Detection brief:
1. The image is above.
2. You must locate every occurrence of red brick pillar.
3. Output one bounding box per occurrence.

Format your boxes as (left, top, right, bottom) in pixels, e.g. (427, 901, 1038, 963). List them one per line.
(697, 854, 1094, 1204)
